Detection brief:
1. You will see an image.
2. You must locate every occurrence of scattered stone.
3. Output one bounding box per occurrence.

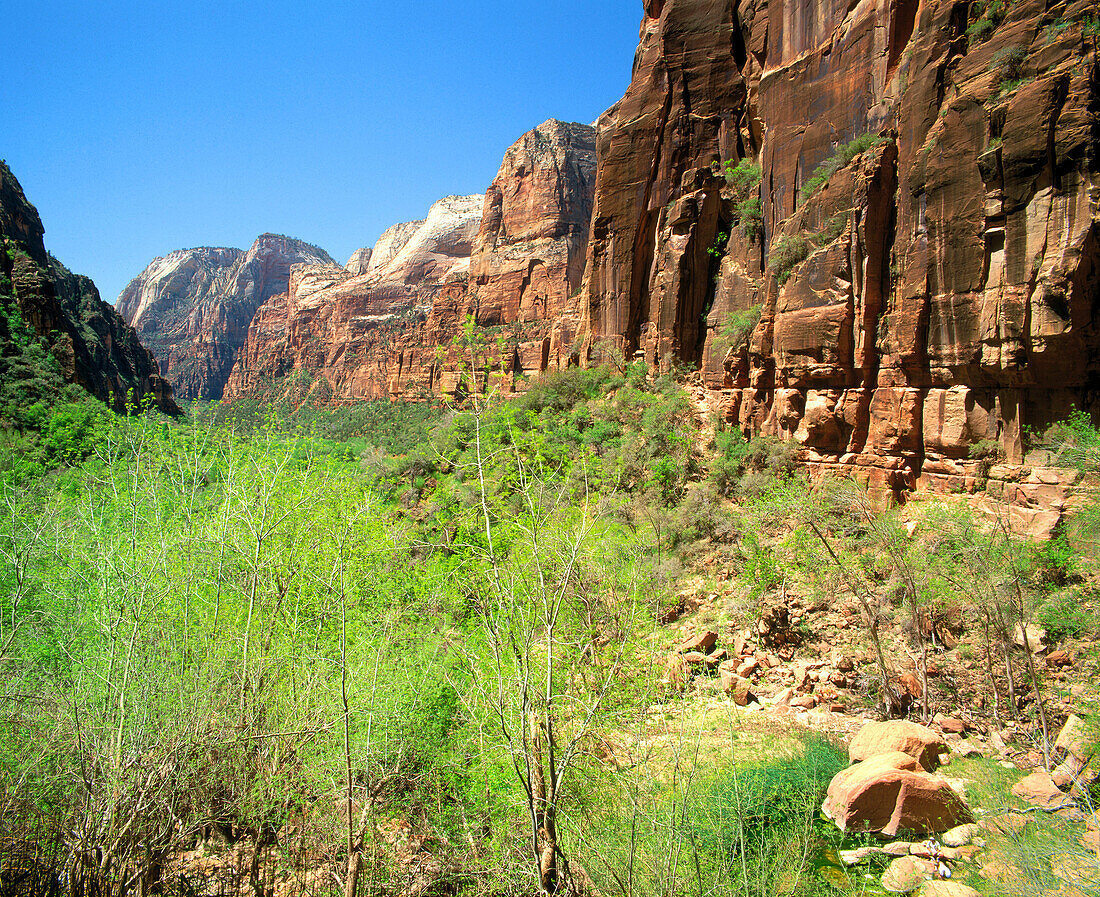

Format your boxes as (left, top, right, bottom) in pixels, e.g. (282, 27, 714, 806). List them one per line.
(896, 672, 924, 700)
(938, 717, 967, 735)
(823, 751, 973, 837)
(1052, 754, 1087, 789)
(1046, 649, 1071, 667)
(720, 669, 755, 706)
(682, 650, 708, 666)
(1083, 829, 1100, 855)
(883, 841, 912, 856)
(881, 856, 935, 893)
(940, 823, 980, 848)
(677, 630, 717, 654)
(736, 658, 759, 678)
(1011, 771, 1066, 809)
(849, 720, 948, 771)
(1055, 714, 1093, 762)
(1013, 622, 1046, 651)
(790, 695, 817, 709)
(840, 846, 882, 865)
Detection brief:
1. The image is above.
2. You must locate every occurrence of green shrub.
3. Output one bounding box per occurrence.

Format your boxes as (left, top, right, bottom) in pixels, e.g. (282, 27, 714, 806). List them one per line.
(687, 735, 848, 891)
(710, 428, 751, 495)
(967, 0, 1013, 41)
(1035, 589, 1099, 638)
(718, 305, 762, 355)
(800, 133, 887, 203)
(736, 196, 764, 241)
(769, 235, 812, 284)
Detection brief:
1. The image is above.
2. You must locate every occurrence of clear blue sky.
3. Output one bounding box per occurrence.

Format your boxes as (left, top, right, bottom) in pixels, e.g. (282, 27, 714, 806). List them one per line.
(2, 2, 640, 303)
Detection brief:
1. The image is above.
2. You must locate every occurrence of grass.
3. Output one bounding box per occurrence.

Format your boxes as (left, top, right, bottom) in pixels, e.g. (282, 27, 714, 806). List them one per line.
(953, 756, 1100, 896)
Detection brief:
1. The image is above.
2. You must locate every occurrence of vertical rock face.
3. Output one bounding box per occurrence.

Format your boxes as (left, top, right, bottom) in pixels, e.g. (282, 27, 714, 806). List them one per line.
(580, 0, 1099, 502)
(0, 161, 176, 416)
(580, 0, 750, 365)
(469, 119, 596, 327)
(117, 234, 335, 400)
(225, 121, 598, 401)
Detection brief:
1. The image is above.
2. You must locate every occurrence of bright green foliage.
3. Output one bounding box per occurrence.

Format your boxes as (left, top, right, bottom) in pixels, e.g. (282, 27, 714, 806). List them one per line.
(688, 735, 847, 889)
(769, 235, 812, 284)
(967, 0, 1013, 41)
(721, 159, 765, 240)
(800, 133, 887, 203)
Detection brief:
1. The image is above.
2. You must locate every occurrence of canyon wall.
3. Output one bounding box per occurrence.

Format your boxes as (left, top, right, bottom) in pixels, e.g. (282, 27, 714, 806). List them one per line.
(117, 235, 335, 400)
(0, 161, 176, 415)
(126, 0, 1098, 519)
(578, 0, 1098, 510)
(223, 120, 597, 401)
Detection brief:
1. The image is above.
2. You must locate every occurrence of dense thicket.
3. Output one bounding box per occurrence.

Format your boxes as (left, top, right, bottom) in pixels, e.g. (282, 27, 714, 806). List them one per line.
(2, 365, 1098, 896)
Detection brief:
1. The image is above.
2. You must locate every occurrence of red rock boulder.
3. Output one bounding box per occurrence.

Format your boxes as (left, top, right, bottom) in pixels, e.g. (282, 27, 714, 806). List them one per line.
(849, 720, 947, 771)
(822, 751, 972, 837)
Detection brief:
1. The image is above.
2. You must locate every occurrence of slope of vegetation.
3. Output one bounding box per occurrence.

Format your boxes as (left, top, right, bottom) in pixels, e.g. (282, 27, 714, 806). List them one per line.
(2, 365, 1099, 896)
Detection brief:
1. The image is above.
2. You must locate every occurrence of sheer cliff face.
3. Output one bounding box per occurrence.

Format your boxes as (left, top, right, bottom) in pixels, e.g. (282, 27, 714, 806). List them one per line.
(470, 119, 597, 326)
(580, 0, 1099, 501)
(117, 235, 335, 400)
(224, 121, 598, 401)
(0, 162, 176, 415)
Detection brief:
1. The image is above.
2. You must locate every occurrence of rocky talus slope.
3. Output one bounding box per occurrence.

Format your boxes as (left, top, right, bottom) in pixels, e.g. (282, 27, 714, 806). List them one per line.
(0, 161, 176, 415)
(223, 120, 597, 400)
(579, 0, 1098, 515)
(116, 235, 335, 400)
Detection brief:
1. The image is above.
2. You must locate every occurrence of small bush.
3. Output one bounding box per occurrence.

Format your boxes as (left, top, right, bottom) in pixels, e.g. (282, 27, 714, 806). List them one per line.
(991, 45, 1026, 84)
(1035, 590, 1099, 638)
(800, 133, 887, 202)
(687, 735, 848, 891)
(717, 305, 762, 356)
(769, 235, 812, 285)
(968, 0, 1013, 41)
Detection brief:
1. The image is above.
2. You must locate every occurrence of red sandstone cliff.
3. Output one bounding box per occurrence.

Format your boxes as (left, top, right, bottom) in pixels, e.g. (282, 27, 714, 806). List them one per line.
(578, 0, 1098, 510)
(224, 121, 598, 401)
(117, 235, 335, 400)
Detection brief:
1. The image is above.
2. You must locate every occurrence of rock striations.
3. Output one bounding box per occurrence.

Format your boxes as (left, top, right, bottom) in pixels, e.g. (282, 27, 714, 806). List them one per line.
(117, 235, 335, 400)
(0, 161, 176, 415)
(577, 0, 1099, 511)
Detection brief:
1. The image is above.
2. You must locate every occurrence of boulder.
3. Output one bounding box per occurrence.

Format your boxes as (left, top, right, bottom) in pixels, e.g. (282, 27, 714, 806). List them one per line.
(1013, 623, 1046, 651)
(1011, 771, 1066, 809)
(849, 721, 947, 771)
(1055, 714, 1093, 762)
(823, 751, 972, 836)
(881, 855, 934, 893)
(940, 823, 980, 848)
(677, 630, 718, 654)
(917, 884, 981, 897)
(937, 717, 967, 735)
(719, 667, 755, 705)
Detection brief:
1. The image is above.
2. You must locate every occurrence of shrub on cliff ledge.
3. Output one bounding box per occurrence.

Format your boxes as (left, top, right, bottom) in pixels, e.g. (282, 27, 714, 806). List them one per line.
(769, 235, 812, 284)
(800, 132, 887, 202)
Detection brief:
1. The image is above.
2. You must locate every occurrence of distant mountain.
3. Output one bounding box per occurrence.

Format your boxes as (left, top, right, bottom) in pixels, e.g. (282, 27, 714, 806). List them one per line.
(117, 234, 335, 400)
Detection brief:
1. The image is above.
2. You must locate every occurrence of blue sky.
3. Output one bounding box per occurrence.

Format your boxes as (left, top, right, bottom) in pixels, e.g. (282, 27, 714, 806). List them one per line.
(2, 2, 640, 303)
